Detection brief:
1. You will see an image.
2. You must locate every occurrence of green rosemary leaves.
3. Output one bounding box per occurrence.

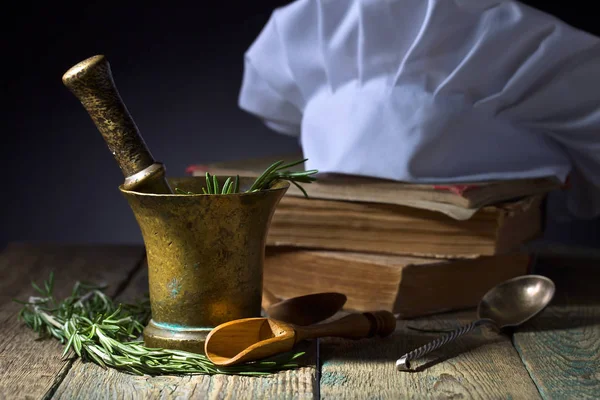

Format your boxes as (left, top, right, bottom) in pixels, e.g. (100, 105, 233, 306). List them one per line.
(175, 158, 318, 197)
(15, 273, 304, 376)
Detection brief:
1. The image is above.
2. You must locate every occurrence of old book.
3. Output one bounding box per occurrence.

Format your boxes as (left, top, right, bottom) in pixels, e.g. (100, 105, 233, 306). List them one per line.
(263, 248, 532, 318)
(266, 195, 543, 258)
(187, 153, 562, 220)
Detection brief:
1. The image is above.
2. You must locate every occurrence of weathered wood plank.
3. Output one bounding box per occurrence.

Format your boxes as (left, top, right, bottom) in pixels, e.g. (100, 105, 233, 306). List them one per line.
(0, 243, 145, 400)
(53, 264, 319, 400)
(320, 310, 541, 399)
(513, 260, 600, 399)
(52, 344, 317, 400)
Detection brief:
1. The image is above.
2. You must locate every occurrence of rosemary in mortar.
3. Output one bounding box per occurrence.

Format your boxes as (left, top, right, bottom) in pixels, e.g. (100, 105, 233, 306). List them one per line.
(175, 159, 318, 197)
(15, 273, 304, 376)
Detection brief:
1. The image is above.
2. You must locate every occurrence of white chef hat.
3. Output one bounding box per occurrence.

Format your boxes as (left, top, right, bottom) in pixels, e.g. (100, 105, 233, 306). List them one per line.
(238, 0, 600, 218)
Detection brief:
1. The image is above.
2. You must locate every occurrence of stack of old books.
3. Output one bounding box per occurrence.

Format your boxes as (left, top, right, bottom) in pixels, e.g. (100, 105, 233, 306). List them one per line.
(188, 153, 562, 318)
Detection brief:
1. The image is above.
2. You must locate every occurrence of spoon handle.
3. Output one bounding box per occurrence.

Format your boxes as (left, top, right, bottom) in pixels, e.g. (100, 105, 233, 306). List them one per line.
(295, 311, 396, 341)
(396, 319, 492, 371)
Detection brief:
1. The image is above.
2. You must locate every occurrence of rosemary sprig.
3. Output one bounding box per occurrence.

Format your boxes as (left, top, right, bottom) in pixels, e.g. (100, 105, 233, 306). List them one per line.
(175, 159, 318, 198)
(15, 273, 304, 376)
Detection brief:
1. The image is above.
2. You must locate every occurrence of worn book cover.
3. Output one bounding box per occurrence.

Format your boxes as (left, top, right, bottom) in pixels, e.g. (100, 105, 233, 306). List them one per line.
(188, 153, 561, 220)
(264, 248, 532, 318)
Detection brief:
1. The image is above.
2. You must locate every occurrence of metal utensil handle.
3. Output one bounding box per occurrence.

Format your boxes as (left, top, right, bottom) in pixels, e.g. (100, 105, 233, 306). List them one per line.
(62, 55, 154, 177)
(62, 55, 172, 194)
(396, 319, 490, 371)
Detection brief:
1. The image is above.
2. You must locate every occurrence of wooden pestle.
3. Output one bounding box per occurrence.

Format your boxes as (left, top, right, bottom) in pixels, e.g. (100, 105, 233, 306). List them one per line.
(62, 55, 172, 194)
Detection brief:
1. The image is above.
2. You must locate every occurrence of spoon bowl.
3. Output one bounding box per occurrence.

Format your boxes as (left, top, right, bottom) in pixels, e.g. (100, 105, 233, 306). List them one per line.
(478, 275, 555, 328)
(205, 318, 296, 366)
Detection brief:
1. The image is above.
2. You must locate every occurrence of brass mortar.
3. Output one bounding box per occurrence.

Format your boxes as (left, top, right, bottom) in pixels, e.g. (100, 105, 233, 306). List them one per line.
(121, 177, 288, 353)
(62, 54, 289, 353)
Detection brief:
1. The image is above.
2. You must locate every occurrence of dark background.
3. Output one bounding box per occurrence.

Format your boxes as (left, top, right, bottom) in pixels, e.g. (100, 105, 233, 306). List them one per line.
(3, 1, 599, 252)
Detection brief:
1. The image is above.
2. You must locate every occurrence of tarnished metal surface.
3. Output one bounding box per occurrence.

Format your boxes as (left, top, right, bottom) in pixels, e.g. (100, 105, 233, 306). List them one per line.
(62, 54, 289, 353)
(62, 55, 171, 194)
(121, 177, 289, 353)
(396, 275, 555, 370)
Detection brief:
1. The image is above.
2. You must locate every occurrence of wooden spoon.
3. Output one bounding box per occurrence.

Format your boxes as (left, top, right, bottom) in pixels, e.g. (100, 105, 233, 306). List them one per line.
(205, 310, 396, 366)
(261, 288, 347, 326)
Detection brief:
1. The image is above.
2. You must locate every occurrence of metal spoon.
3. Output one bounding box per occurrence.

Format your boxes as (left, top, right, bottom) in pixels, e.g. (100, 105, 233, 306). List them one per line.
(396, 274, 555, 371)
(262, 288, 347, 326)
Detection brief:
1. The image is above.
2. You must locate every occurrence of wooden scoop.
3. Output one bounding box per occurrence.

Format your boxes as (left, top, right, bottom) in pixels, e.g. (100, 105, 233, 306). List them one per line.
(261, 288, 347, 326)
(205, 310, 397, 366)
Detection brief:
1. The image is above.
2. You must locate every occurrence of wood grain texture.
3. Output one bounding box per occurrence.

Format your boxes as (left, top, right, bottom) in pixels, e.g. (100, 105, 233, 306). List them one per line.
(320, 310, 542, 400)
(0, 243, 145, 400)
(53, 264, 319, 400)
(513, 260, 600, 399)
(53, 343, 318, 400)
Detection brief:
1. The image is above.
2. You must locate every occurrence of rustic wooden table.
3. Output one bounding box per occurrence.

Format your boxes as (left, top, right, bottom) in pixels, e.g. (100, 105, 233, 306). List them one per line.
(1, 243, 598, 399)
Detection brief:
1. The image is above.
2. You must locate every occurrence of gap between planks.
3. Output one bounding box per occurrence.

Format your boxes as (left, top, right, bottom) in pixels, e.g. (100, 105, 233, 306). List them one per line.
(43, 249, 148, 400)
(319, 310, 542, 399)
(51, 257, 320, 400)
(512, 259, 600, 399)
(0, 243, 147, 400)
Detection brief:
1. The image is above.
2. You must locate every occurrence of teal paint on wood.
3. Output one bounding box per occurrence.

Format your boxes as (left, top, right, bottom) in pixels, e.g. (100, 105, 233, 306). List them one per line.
(320, 371, 348, 386)
(513, 260, 600, 399)
(319, 310, 542, 399)
(4, 245, 600, 399)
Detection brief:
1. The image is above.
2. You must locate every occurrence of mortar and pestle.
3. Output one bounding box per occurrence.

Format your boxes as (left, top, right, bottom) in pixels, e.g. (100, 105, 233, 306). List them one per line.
(62, 55, 295, 353)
